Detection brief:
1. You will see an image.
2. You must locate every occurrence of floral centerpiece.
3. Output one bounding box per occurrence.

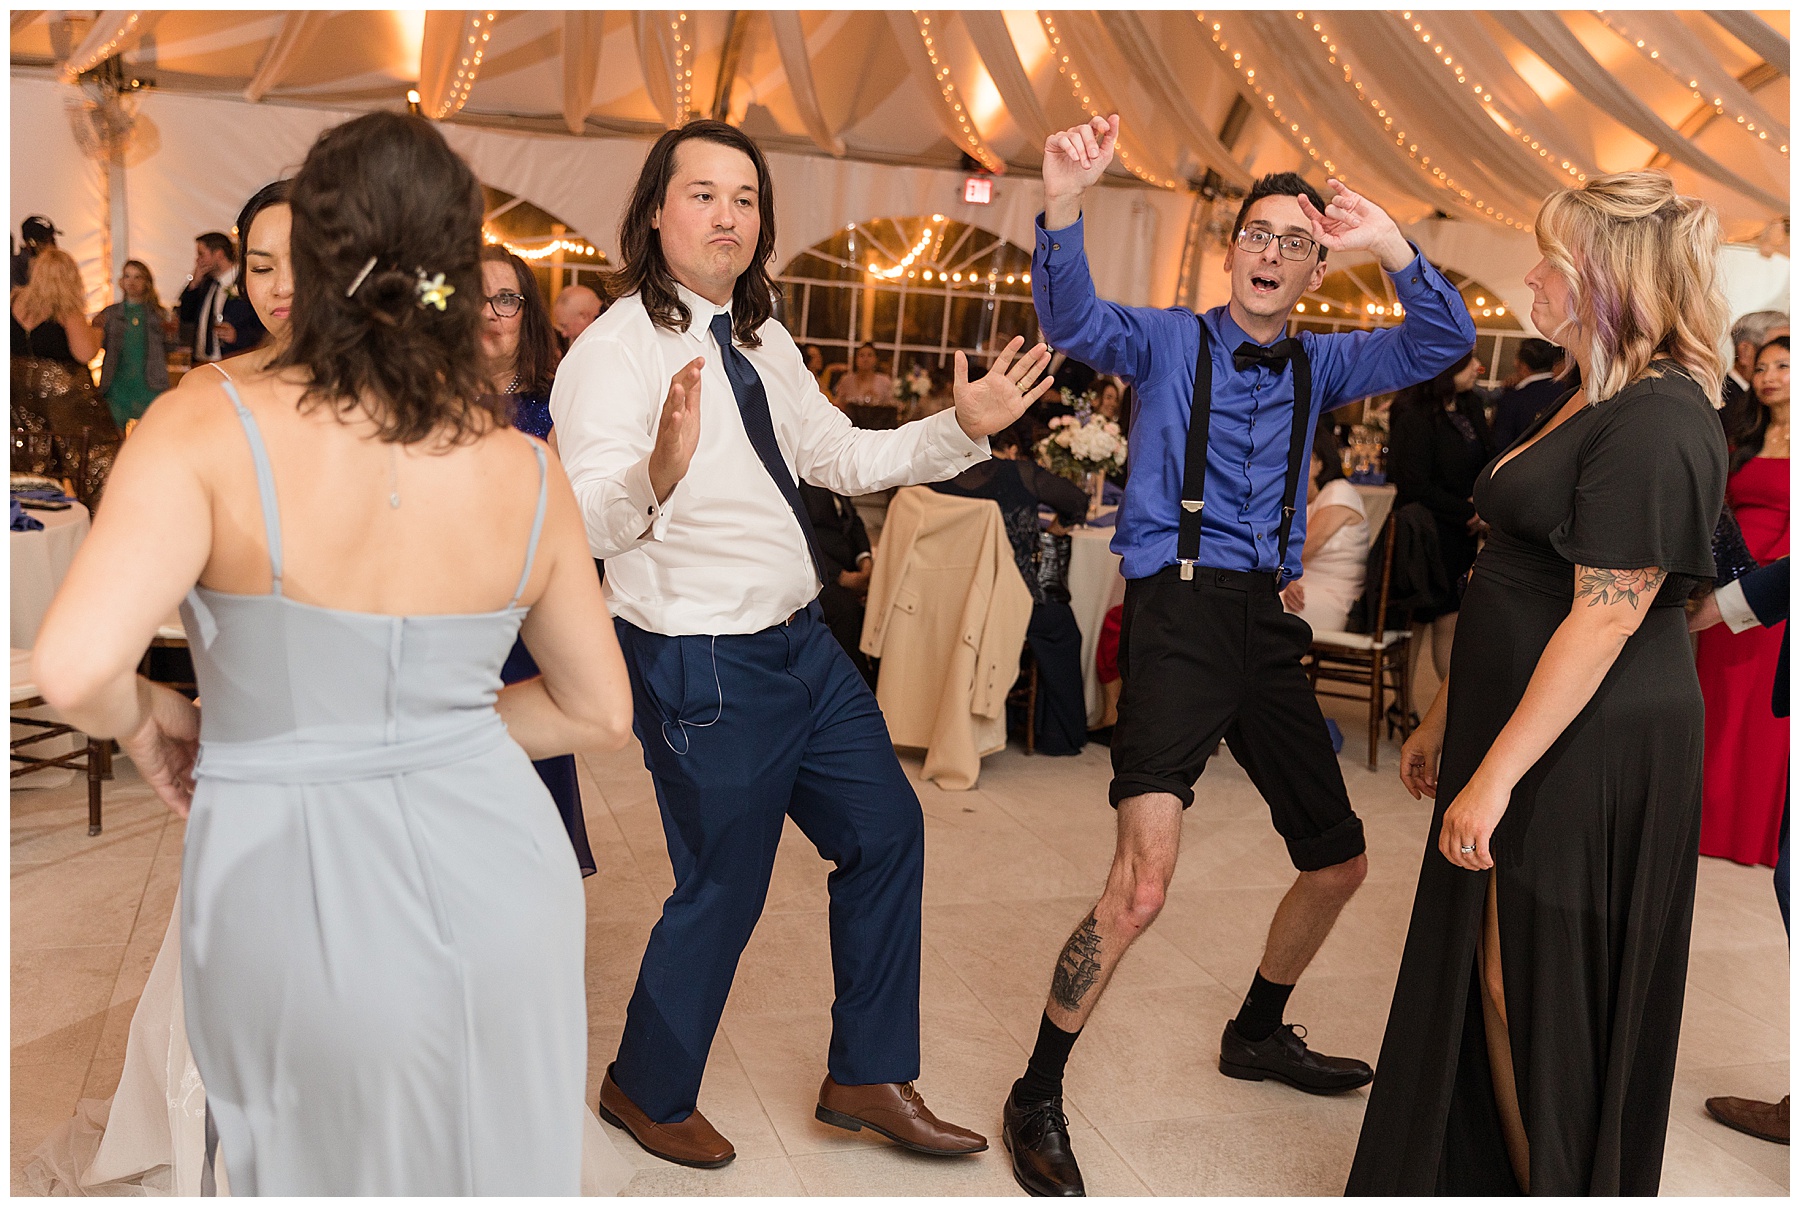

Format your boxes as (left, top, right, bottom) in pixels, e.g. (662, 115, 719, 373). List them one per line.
(891, 364, 933, 415)
(1036, 396, 1127, 511)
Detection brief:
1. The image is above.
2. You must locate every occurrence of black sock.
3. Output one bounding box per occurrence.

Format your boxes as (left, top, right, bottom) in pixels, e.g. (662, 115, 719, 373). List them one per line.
(1013, 1012, 1082, 1105)
(1233, 971, 1295, 1042)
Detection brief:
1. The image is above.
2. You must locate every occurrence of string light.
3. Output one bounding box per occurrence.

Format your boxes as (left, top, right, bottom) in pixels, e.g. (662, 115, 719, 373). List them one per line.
(483, 230, 599, 261)
(1197, 14, 1342, 178)
(432, 11, 497, 120)
(1298, 11, 1529, 231)
(1040, 12, 1179, 188)
(907, 13, 1004, 174)
(65, 12, 141, 79)
(1397, 12, 1589, 180)
(670, 12, 695, 123)
(867, 225, 937, 280)
(1590, 12, 1787, 157)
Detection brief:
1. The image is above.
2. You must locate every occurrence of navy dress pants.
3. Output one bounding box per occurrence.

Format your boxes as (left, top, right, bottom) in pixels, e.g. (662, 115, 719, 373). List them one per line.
(611, 603, 925, 1123)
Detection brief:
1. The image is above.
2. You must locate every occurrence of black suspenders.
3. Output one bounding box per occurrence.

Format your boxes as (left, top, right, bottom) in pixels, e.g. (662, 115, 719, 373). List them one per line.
(1176, 314, 1314, 581)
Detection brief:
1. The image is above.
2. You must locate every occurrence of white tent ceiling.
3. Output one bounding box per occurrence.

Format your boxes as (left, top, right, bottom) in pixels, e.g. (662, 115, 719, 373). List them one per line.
(10, 9, 1791, 321)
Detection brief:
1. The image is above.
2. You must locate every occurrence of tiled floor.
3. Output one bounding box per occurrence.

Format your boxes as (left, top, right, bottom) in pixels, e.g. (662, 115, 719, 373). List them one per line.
(12, 686, 1790, 1195)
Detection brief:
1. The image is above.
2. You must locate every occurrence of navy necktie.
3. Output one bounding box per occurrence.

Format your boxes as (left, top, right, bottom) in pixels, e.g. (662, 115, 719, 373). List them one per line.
(708, 312, 829, 591)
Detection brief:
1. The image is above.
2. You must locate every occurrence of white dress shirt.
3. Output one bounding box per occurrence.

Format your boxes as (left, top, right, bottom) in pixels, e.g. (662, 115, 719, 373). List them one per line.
(1714, 577, 1763, 634)
(195, 265, 239, 363)
(551, 284, 989, 636)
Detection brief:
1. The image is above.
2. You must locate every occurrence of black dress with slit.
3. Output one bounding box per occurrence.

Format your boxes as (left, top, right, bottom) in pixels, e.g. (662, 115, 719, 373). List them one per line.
(1346, 364, 1726, 1195)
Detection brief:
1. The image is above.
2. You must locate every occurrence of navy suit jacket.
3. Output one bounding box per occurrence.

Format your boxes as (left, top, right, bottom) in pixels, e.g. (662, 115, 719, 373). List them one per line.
(1491, 376, 1571, 450)
(1739, 556, 1789, 717)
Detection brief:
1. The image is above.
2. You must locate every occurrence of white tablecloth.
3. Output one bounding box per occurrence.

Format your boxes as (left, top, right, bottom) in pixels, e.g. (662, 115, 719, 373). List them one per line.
(1068, 523, 1126, 727)
(11, 501, 90, 648)
(1354, 483, 1397, 536)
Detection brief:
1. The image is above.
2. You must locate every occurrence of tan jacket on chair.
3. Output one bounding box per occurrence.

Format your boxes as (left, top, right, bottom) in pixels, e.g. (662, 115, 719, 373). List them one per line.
(861, 486, 1033, 789)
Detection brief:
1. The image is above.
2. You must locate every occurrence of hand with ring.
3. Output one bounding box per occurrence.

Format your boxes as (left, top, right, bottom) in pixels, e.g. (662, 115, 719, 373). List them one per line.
(1438, 768, 1511, 871)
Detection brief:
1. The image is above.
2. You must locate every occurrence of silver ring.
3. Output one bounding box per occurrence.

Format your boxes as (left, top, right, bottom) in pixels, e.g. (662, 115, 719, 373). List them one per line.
(1460, 844, 1477, 853)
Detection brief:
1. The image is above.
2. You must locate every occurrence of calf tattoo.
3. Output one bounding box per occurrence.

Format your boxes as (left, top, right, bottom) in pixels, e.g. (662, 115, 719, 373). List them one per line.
(1575, 566, 1666, 609)
(1051, 911, 1104, 1012)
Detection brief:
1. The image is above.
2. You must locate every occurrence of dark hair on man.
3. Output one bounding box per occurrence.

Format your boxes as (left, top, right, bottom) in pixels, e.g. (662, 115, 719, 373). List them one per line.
(272, 111, 494, 445)
(196, 231, 236, 264)
(1725, 334, 1788, 475)
(234, 180, 291, 266)
(1231, 172, 1330, 264)
(1312, 424, 1347, 488)
(1391, 350, 1476, 417)
(608, 119, 780, 349)
(479, 244, 560, 398)
(1514, 337, 1560, 375)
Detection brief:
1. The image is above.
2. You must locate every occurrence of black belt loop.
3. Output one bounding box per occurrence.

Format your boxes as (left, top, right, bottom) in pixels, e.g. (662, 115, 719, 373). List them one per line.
(1276, 338, 1312, 579)
(1176, 313, 1213, 581)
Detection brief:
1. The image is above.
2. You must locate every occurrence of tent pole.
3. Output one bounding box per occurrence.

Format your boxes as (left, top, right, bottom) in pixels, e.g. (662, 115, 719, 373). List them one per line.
(107, 150, 128, 301)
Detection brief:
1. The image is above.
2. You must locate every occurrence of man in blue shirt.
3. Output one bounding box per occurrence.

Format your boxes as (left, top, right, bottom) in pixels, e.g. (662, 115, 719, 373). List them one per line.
(1000, 116, 1475, 1197)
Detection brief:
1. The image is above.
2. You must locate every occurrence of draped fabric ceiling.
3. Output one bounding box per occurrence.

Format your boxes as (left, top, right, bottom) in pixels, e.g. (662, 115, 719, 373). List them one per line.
(10, 10, 1792, 323)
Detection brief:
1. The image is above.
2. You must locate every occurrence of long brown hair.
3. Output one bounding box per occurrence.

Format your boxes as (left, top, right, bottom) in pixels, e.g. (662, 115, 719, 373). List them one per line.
(479, 245, 559, 397)
(121, 259, 164, 317)
(607, 119, 780, 348)
(271, 111, 496, 445)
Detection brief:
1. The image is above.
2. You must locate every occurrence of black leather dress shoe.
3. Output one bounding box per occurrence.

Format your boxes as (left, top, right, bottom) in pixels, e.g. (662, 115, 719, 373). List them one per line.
(1002, 1089, 1085, 1197)
(1218, 1020, 1373, 1094)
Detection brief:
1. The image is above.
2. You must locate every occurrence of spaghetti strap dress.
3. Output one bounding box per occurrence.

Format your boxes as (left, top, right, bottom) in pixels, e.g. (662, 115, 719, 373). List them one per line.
(177, 381, 588, 1194)
(1346, 365, 1726, 1195)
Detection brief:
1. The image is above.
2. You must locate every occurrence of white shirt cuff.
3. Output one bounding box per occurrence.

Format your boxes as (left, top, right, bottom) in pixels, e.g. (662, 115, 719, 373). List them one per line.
(1715, 578, 1761, 633)
(923, 405, 990, 466)
(623, 454, 675, 542)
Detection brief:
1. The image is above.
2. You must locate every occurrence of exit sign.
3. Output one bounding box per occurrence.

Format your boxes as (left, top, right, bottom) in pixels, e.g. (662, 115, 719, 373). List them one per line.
(963, 176, 993, 205)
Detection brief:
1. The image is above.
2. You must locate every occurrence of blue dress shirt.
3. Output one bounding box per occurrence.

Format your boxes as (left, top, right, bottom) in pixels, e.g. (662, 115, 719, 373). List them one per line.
(1032, 214, 1476, 581)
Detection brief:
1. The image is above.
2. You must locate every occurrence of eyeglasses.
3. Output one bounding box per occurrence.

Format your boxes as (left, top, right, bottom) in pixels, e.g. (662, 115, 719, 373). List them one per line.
(484, 291, 524, 318)
(1235, 227, 1319, 262)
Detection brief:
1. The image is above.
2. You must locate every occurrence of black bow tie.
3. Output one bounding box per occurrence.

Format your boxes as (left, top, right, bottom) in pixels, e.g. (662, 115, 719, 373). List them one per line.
(1233, 341, 1293, 374)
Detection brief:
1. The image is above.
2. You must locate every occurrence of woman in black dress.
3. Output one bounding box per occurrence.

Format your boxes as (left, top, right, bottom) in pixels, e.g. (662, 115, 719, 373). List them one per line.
(1347, 171, 1729, 1195)
(1387, 350, 1494, 701)
(478, 244, 596, 878)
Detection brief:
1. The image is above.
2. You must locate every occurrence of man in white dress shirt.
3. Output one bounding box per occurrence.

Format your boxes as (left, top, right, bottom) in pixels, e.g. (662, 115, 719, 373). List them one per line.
(552, 120, 1051, 1170)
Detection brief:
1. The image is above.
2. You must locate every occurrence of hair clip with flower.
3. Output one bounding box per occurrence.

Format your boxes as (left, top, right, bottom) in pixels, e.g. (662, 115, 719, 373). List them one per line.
(415, 270, 454, 311)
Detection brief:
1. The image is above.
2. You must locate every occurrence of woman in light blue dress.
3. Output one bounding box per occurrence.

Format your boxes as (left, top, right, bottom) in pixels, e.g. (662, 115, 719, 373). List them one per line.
(31, 112, 634, 1195)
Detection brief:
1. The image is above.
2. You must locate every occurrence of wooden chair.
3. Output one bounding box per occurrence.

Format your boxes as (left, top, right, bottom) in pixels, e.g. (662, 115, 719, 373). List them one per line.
(1006, 646, 1040, 755)
(11, 649, 110, 835)
(1306, 512, 1415, 770)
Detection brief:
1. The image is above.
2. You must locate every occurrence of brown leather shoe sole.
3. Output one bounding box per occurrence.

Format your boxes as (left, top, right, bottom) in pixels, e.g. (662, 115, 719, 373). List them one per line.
(815, 1103, 989, 1156)
(596, 1099, 737, 1169)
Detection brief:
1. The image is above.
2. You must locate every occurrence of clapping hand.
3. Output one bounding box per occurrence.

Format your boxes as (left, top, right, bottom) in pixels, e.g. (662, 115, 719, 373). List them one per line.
(1296, 180, 1413, 272)
(648, 357, 704, 502)
(952, 337, 1055, 440)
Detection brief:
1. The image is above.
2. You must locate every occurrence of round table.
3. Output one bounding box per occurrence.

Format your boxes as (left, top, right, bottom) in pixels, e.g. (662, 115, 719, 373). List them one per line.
(1068, 522, 1125, 728)
(12, 501, 91, 648)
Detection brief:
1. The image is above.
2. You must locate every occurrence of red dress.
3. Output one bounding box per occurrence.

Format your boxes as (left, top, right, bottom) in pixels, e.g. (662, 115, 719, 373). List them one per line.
(1696, 455, 1789, 866)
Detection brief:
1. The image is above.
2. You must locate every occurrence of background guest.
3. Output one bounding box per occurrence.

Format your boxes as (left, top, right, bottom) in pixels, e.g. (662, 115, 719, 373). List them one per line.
(833, 341, 892, 410)
(175, 182, 293, 389)
(1490, 337, 1566, 449)
(11, 247, 101, 368)
(178, 231, 264, 363)
(800, 482, 877, 687)
(1723, 310, 1789, 414)
(1091, 374, 1124, 420)
(93, 260, 170, 428)
(1282, 425, 1369, 634)
(932, 417, 1091, 755)
(1388, 350, 1494, 699)
(550, 282, 602, 352)
(12, 213, 60, 287)
(802, 342, 830, 392)
(1697, 335, 1789, 867)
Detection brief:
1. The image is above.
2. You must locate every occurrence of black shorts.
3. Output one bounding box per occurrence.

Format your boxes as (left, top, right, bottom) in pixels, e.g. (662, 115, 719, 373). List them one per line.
(1110, 565, 1365, 872)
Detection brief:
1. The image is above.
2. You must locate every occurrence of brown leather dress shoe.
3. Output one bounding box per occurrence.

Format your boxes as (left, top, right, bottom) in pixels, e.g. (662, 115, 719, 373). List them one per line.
(815, 1075, 988, 1155)
(1706, 1094, 1790, 1145)
(596, 1063, 736, 1168)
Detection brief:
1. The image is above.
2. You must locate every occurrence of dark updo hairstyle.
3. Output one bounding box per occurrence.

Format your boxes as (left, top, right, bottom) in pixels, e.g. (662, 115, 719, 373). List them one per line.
(234, 179, 291, 265)
(273, 111, 493, 444)
(1726, 334, 1788, 475)
(478, 244, 560, 398)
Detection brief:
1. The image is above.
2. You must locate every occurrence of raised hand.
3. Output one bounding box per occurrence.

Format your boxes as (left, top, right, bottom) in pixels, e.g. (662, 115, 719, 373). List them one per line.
(953, 336, 1055, 440)
(1043, 116, 1119, 226)
(648, 356, 704, 502)
(1296, 179, 1413, 271)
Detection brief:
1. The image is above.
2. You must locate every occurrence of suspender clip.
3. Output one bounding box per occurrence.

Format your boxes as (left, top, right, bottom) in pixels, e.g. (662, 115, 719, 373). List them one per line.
(1181, 499, 1202, 513)
(1178, 559, 1195, 581)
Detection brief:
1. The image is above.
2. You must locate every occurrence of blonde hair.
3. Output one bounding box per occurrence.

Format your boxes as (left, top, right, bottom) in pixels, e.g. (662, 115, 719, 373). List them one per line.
(1533, 170, 1728, 404)
(11, 248, 89, 329)
(122, 259, 164, 318)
